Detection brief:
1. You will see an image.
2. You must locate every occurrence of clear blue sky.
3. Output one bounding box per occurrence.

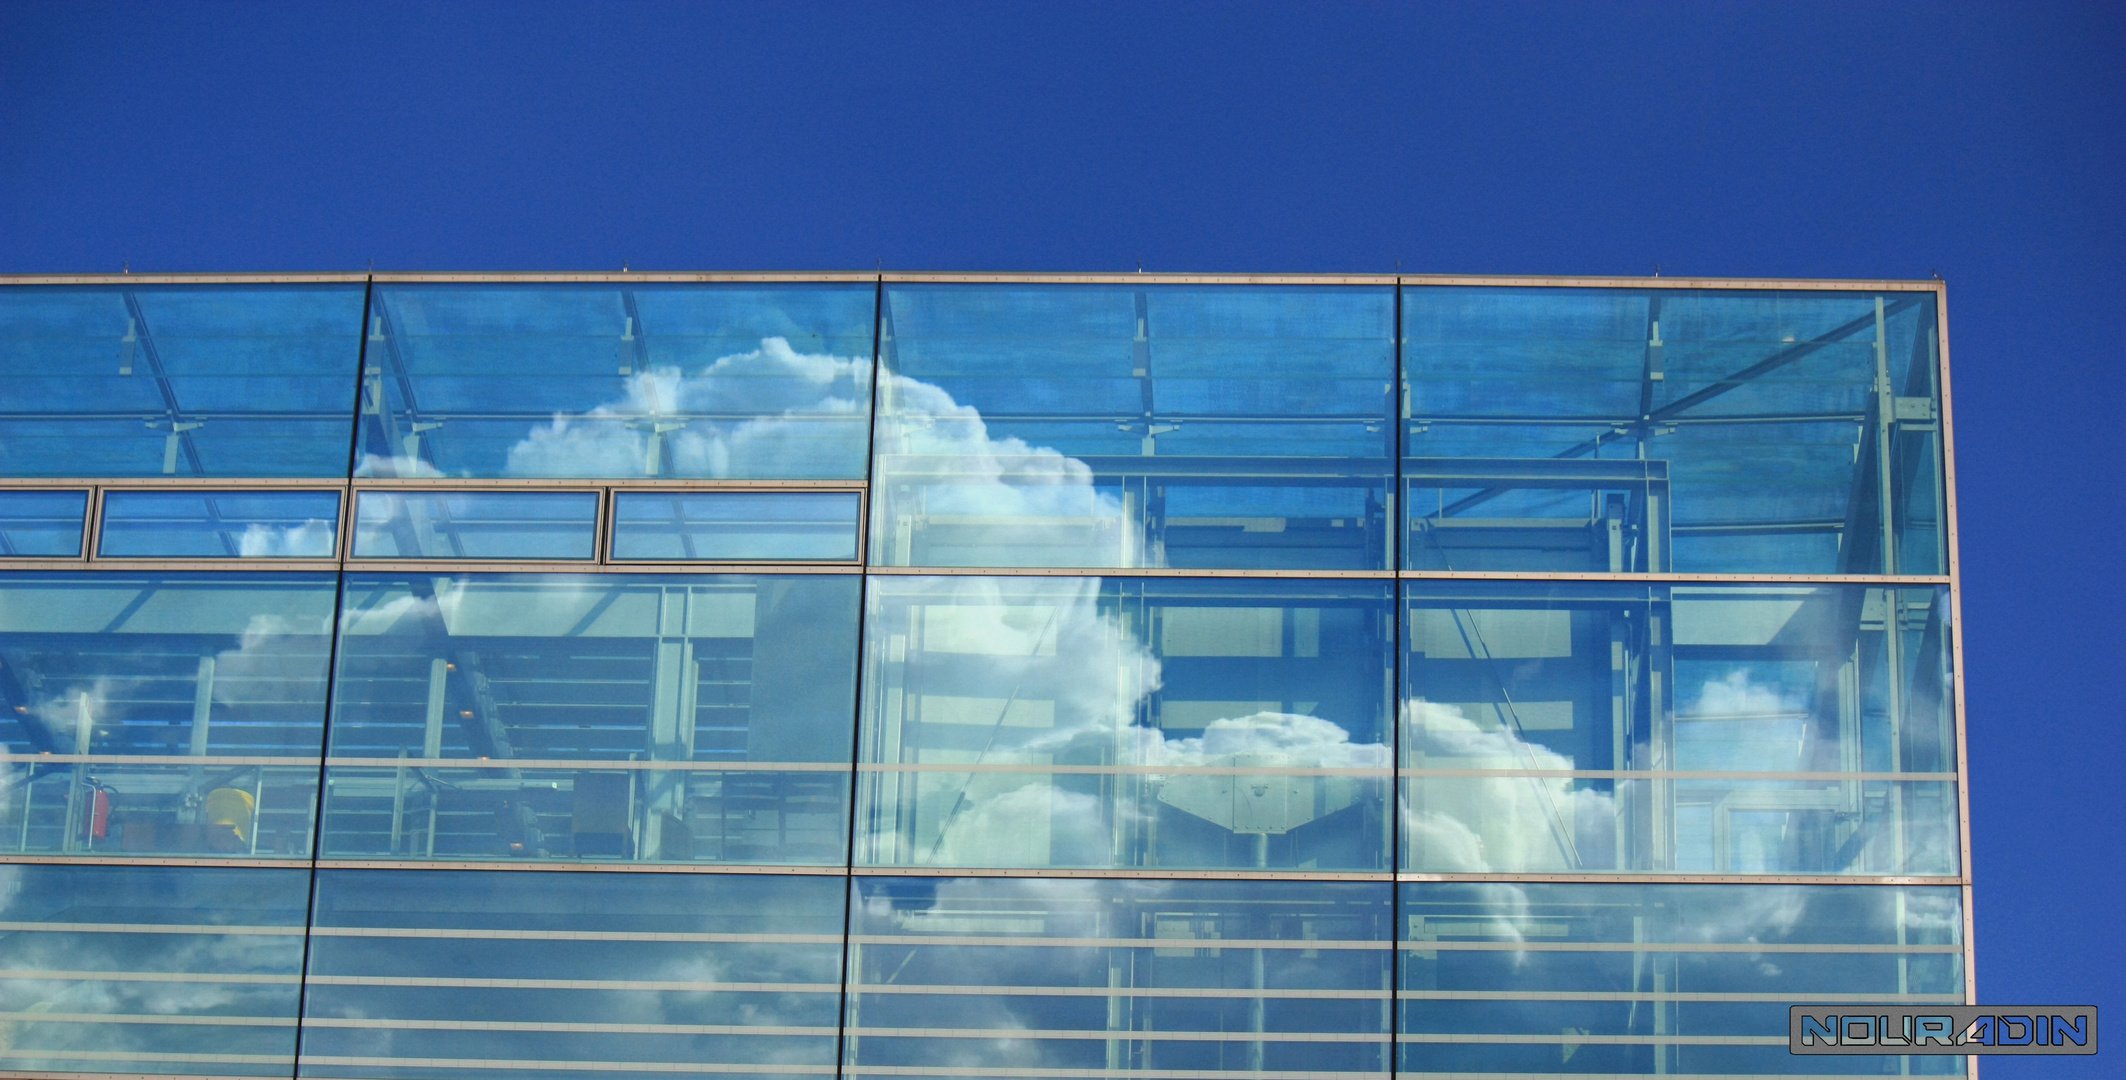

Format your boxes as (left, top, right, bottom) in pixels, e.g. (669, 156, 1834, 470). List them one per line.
(3, 0, 2119, 1061)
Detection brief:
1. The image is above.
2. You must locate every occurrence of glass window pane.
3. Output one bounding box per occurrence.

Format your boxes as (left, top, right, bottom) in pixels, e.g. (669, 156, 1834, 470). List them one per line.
(0, 572, 335, 858)
(0, 284, 365, 478)
(356, 283, 876, 480)
(849, 877, 1393, 1077)
(1402, 287, 1947, 575)
(352, 490, 598, 560)
(873, 284, 1396, 569)
(303, 869, 844, 1079)
(0, 489, 88, 556)
(610, 490, 861, 562)
(1398, 883, 1965, 1076)
(1401, 582, 1959, 875)
(857, 576, 1394, 872)
(0, 865, 309, 1077)
(99, 490, 340, 559)
(321, 572, 861, 865)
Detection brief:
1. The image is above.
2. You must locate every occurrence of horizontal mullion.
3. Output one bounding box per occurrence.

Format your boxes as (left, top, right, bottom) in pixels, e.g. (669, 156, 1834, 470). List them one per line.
(852, 867, 1392, 881)
(306, 974, 834, 992)
(0, 969, 299, 984)
(2, 754, 319, 766)
(0, 920, 301, 936)
(843, 1068, 1375, 1080)
(1393, 989, 1961, 1003)
(852, 984, 1380, 1001)
(326, 757, 845, 771)
(1396, 768, 1955, 781)
(0, 1010, 291, 1027)
(302, 1016, 833, 1036)
(847, 1027, 1385, 1043)
(309, 926, 838, 944)
(1393, 1033, 1786, 1046)
(312, 860, 845, 875)
(297, 1055, 832, 1075)
(1397, 872, 1964, 886)
(858, 763, 1384, 776)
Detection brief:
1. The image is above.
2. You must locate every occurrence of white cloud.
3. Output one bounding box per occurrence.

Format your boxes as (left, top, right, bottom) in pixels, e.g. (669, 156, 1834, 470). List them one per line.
(1400, 700, 1614, 873)
(877, 578, 1389, 865)
(870, 372, 1134, 566)
(236, 520, 335, 558)
(500, 337, 870, 479)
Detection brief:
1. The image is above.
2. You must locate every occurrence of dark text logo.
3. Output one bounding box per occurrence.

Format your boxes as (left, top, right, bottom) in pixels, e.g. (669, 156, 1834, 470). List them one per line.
(1790, 1006, 2096, 1056)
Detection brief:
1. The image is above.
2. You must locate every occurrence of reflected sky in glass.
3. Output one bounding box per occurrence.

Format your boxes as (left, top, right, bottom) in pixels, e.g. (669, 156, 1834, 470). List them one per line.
(99, 490, 340, 558)
(1403, 287, 1946, 575)
(351, 490, 598, 559)
(858, 575, 1393, 871)
(850, 876, 1393, 1077)
(0, 489, 87, 556)
(0, 573, 335, 859)
(356, 283, 876, 480)
(0, 864, 308, 1076)
(872, 284, 1396, 570)
(1401, 581, 1958, 875)
(1397, 882, 1964, 1076)
(304, 869, 843, 1077)
(0, 284, 364, 478)
(322, 572, 860, 865)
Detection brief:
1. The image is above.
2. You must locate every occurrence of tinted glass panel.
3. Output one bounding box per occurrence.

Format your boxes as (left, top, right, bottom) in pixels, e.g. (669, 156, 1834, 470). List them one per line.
(356, 283, 876, 480)
(849, 877, 1393, 1078)
(611, 491, 861, 562)
(1398, 883, 1966, 1076)
(0, 284, 364, 478)
(1403, 288, 1946, 574)
(302, 869, 844, 1080)
(0, 864, 308, 1077)
(352, 490, 598, 560)
(873, 284, 1395, 569)
(858, 576, 1393, 871)
(321, 573, 861, 865)
(1401, 582, 1958, 874)
(99, 491, 340, 558)
(0, 489, 88, 556)
(0, 573, 335, 858)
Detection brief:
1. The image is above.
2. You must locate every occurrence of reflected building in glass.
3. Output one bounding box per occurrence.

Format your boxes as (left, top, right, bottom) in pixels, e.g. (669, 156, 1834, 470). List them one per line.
(0, 271, 1969, 1078)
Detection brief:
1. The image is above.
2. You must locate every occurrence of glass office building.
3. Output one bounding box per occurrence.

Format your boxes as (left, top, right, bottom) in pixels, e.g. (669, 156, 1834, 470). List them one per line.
(0, 272, 1970, 1078)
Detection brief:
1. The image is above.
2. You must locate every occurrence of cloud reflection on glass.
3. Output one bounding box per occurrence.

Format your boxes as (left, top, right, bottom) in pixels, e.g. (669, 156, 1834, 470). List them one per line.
(857, 575, 1394, 872)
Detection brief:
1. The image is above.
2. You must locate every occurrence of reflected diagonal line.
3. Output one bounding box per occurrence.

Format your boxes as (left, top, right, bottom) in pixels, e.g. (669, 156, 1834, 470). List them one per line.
(1445, 607, 1581, 869)
(1427, 297, 1919, 522)
(920, 604, 1063, 863)
(120, 290, 204, 475)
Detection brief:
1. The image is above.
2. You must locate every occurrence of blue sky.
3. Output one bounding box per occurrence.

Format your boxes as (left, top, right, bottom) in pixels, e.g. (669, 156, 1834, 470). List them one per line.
(3, 0, 2120, 1059)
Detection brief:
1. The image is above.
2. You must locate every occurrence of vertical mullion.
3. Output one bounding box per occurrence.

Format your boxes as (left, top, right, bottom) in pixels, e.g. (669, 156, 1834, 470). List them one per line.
(833, 273, 886, 1079)
(1388, 275, 1405, 1080)
(286, 272, 372, 1080)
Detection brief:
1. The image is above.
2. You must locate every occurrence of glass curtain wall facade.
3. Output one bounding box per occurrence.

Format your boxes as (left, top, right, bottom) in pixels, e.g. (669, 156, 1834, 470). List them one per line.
(0, 272, 1969, 1079)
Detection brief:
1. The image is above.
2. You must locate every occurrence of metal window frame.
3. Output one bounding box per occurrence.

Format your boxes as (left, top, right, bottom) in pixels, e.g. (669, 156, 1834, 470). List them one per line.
(0, 481, 93, 561)
(0, 481, 352, 568)
(89, 485, 349, 563)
